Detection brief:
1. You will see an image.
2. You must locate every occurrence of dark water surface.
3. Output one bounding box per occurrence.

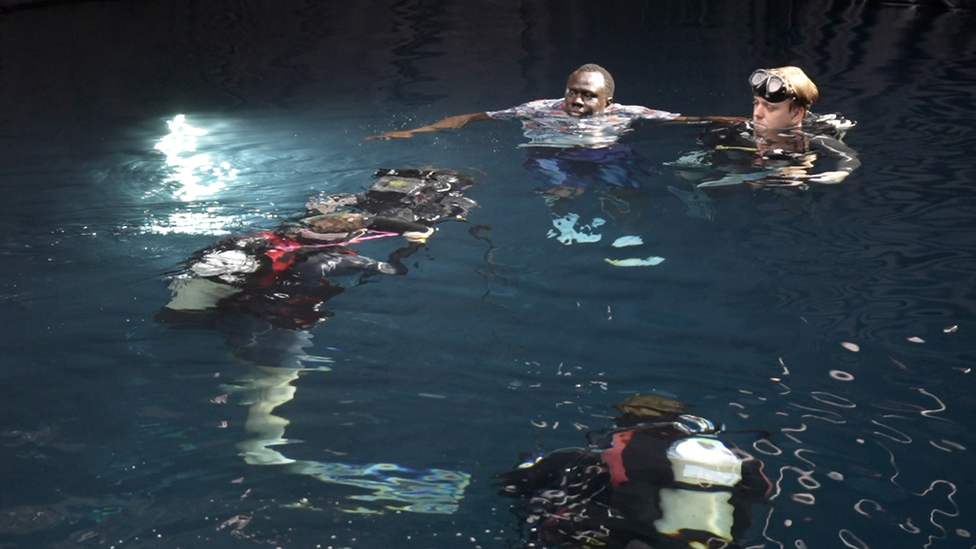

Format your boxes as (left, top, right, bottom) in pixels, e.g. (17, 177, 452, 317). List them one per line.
(2, 1, 975, 548)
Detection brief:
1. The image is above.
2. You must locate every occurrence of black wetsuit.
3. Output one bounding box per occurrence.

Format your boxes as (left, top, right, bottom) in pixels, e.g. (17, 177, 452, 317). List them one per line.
(676, 113, 861, 187)
(495, 419, 770, 549)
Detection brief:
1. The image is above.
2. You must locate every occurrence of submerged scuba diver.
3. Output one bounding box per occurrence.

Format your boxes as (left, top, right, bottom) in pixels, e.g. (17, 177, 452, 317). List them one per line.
(158, 167, 477, 338)
(154, 167, 478, 515)
(667, 66, 861, 217)
(494, 395, 771, 549)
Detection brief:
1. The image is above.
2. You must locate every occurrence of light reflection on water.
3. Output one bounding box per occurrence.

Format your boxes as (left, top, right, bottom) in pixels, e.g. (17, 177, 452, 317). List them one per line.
(153, 114, 240, 203)
(139, 114, 254, 236)
(140, 208, 240, 236)
(127, 113, 374, 238)
(718, 345, 972, 549)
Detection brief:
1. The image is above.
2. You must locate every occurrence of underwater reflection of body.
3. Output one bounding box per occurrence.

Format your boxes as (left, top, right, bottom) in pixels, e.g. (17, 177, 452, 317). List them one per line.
(523, 143, 657, 251)
(157, 167, 477, 514)
(495, 396, 771, 549)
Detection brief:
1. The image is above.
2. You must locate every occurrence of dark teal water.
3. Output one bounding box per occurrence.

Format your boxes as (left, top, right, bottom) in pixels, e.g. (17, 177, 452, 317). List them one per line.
(1, 1, 975, 548)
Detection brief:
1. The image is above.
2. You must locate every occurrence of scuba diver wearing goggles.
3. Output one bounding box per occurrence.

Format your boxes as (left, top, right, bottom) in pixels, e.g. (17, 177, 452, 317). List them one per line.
(666, 65, 860, 198)
(749, 67, 818, 131)
(750, 69, 803, 106)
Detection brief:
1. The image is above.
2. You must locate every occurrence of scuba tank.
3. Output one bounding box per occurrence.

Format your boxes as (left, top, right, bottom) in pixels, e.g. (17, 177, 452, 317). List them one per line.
(654, 436, 745, 546)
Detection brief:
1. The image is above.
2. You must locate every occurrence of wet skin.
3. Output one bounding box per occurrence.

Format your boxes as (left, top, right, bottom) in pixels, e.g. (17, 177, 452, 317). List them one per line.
(563, 71, 612, 117)
(752, 96, 804, 131)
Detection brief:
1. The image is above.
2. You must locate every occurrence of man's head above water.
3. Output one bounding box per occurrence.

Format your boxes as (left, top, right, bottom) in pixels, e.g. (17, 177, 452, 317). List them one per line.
(367, 62, 690, 141)
(563, 63, 615, 117)
(751, 66, 820, 130)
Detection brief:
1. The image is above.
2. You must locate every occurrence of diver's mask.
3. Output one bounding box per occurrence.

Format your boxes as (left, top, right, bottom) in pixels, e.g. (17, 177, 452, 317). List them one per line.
(750, 69, 794, 103)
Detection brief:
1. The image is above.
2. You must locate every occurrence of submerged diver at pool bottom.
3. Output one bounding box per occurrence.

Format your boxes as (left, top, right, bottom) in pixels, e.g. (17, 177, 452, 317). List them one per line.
(494, 395, 771, 549)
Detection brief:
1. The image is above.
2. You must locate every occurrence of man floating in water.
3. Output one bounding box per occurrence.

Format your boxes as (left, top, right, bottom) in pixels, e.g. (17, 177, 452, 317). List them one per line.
(669, 66, 861, 195)
(494, 395, 771, 549)
(367, 63, 714, 143)
(370, 64, 728, 263)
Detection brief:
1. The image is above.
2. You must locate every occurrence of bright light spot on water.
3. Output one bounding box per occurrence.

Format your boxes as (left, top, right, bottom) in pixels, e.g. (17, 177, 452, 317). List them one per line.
(153, 114, 239, 202)
(142, 211, 236, 236)
(138, 114, 258, 236)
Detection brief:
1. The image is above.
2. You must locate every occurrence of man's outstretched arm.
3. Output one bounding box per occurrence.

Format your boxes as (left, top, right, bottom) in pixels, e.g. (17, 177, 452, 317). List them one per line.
(669, 115, 749, 124)
(367, 112, 492, 140)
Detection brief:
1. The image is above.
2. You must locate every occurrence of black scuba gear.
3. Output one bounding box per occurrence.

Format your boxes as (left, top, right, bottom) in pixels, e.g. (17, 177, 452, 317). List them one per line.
(306, 167, 479, 225)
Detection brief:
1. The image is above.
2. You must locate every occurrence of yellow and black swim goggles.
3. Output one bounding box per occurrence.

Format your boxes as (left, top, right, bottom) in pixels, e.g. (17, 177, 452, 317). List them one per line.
(750, 69, 794, 103)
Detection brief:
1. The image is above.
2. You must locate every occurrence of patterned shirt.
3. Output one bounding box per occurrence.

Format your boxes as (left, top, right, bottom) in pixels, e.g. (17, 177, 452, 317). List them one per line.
(487, 98, 679, 148)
